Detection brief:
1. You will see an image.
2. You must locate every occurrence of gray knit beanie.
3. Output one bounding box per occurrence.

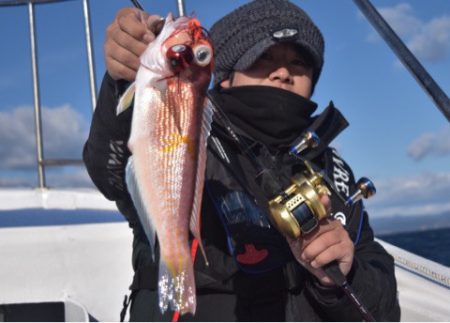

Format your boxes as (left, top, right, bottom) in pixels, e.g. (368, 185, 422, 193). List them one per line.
(210, 0, 324, 89)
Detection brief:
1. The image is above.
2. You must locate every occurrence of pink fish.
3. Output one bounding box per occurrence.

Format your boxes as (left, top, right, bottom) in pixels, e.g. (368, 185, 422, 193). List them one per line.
(116, 15, 213, 315)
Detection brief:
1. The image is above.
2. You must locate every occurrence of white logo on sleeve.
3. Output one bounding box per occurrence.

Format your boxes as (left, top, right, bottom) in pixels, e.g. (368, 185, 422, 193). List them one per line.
(333, 212, 347, 226)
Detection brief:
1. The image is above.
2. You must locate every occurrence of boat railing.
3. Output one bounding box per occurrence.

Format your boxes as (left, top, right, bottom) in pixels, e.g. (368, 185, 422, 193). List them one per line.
(1, 0, 448, 190)
(0, 0, 97, 188)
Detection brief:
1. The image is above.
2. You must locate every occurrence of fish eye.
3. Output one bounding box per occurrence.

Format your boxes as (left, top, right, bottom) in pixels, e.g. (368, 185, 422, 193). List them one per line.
(166, 44, 194, 73)
(193, 45, 212, 67)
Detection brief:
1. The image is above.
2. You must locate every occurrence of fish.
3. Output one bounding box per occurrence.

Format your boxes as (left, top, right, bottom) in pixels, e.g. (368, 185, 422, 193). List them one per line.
(116, 14, 214, 315)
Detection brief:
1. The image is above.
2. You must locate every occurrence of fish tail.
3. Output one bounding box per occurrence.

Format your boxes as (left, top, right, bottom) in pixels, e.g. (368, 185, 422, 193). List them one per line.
(158, 256, 196, 315)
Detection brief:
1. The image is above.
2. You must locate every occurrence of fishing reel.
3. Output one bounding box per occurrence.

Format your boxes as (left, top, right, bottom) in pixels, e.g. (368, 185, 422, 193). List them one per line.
(267, 130, 376, 240)
(268, 160, 331, 239)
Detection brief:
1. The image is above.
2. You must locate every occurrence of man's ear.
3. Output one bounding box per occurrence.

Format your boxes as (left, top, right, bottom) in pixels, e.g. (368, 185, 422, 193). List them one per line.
(220, 79, 231, 88)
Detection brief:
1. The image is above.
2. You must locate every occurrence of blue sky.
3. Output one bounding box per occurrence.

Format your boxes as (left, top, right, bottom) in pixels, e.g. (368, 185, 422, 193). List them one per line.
(0, 0, 449, 220)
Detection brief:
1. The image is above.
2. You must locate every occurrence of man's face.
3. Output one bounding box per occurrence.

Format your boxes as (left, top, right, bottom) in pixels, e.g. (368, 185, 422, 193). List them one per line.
(220, 42, 314, 98)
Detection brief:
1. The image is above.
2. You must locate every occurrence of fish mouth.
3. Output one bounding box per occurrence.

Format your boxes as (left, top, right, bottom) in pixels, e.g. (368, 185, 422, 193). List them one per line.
(158, 73, 180, 82)
(159, 68, 195, 82)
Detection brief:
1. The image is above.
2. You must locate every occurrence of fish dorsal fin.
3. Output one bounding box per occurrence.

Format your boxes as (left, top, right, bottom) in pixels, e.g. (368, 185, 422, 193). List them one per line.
(189, 98, 214, 266)
(116, 82, 136, 115)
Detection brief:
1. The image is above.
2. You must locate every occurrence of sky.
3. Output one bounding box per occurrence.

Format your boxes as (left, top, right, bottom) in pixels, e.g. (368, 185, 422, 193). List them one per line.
(0, 0, 449, 221)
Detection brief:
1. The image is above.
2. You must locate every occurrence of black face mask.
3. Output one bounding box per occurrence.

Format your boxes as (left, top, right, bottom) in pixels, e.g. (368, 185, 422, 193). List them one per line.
(213, 85, 318, 151)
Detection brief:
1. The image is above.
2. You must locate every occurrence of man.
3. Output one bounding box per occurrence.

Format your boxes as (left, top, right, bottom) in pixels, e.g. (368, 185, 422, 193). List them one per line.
(83, 0, 400, 321)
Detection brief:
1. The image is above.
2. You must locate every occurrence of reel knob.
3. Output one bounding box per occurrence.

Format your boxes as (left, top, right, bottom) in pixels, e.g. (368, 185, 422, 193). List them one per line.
(345, 177, 376, 206)
(290, 130, 320, 156)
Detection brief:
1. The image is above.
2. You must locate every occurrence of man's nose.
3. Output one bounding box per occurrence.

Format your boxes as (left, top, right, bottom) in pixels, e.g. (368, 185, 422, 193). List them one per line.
(269, 65, 293, 83)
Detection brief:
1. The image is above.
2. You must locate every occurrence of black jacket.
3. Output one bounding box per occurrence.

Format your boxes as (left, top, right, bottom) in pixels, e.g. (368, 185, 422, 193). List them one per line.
(83, 73, 400, 321)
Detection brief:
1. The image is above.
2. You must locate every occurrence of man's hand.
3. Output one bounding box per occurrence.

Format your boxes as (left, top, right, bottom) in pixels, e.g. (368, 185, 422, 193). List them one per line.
(104, 8, 164, 81)
(299, 217, 354, 286)
(289, 195, 354, 286)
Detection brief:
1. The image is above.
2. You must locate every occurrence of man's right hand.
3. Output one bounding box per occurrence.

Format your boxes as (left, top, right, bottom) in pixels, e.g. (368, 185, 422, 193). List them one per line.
(104, 8, 164, 81)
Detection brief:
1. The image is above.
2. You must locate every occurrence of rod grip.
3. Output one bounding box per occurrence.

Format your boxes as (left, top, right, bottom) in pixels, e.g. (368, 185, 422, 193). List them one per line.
(322, 261, 347, 286)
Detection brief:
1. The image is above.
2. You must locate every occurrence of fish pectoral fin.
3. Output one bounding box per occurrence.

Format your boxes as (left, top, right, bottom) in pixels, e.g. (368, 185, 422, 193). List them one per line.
(189, 98, 214, 267)
(116, 82, 136, 115)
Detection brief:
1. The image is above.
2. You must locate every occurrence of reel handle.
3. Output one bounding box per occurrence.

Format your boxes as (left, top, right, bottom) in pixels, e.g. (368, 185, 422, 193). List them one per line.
(345, 177, 376, 206)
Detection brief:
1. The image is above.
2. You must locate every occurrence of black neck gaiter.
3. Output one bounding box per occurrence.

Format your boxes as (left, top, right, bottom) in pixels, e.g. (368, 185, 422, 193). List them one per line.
(212, 86, 318, 151)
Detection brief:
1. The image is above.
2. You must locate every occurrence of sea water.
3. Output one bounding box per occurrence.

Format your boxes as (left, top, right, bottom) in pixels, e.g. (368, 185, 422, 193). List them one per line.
(378, 227, 450, 267)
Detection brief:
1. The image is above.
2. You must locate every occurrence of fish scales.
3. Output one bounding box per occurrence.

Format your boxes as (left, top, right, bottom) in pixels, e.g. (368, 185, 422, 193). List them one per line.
(154, 83, 200, 261)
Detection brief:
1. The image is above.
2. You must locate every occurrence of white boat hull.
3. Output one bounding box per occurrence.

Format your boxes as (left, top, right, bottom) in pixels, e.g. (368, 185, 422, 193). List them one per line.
(0, 189, 449, 321)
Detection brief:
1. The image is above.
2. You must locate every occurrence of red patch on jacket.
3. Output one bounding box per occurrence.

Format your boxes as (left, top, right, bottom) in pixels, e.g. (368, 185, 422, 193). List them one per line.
(236, 243, 268, 265)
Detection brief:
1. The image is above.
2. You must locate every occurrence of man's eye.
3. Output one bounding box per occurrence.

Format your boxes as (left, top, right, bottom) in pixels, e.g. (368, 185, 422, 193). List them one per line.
(292, 58, 307, 67)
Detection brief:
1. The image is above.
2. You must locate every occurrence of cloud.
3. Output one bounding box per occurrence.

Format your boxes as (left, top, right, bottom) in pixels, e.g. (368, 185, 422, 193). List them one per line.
(366, 171, 450, 217)
(407, 126, 450, 160)
(0, 104, 89, 170)
(365, 3, 450, 63)
(374, 3, 422, 39)
(408, 15, 450, 62)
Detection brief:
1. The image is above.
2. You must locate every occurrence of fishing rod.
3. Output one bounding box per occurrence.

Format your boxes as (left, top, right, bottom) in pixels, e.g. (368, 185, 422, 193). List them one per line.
(323, 256, 376, 321)
(211, 100, 377, 322)
(130, 0, 143, 10)
(354, 0, 450, 122)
